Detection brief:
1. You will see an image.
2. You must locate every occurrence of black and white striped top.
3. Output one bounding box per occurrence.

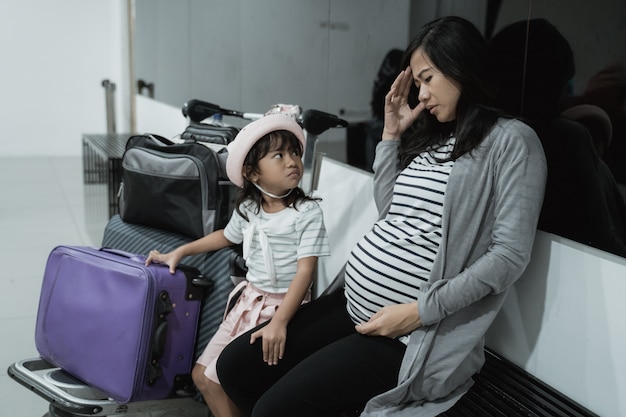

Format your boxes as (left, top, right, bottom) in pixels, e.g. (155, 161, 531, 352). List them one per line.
(345, 138, 456, 327)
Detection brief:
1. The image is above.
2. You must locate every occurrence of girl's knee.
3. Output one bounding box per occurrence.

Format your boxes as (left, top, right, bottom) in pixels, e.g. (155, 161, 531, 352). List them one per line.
(192, 364, 208, 389)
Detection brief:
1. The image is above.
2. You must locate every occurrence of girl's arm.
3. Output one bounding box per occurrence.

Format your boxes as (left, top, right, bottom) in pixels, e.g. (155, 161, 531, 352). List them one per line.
(249, 256, 317, 365)
(146, 229, 234, 274)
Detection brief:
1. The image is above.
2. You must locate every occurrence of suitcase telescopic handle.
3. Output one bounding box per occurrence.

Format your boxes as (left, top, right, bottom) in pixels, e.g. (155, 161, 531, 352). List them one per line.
(176, 264, 213, 289)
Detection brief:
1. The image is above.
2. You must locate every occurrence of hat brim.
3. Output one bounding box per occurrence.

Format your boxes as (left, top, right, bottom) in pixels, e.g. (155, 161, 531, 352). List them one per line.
(226, 114, 306, 188)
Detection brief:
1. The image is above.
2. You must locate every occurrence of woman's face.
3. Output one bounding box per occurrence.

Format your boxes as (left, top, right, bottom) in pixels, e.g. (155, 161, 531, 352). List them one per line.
(409, 48, 461, 123)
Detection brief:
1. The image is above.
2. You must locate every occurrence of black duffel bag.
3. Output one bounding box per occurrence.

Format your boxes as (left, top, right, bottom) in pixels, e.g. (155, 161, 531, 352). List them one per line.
(119, 134, 235, 239)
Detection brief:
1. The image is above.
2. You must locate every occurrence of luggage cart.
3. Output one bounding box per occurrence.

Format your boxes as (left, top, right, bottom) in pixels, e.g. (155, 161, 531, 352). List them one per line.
(7, 102, 347, 417)
(181, 99, 348, 194)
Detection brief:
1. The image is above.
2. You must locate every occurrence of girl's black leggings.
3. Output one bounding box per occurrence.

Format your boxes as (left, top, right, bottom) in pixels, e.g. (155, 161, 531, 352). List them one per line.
(216, 290, 407, 417)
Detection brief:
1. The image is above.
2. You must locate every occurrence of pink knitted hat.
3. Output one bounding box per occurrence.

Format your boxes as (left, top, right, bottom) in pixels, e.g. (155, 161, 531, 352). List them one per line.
(226, 113, 306, 188)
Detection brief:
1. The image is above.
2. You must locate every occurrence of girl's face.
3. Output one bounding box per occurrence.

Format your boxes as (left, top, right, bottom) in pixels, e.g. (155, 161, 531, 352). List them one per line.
(410, 48, 462, 123)
(248, 136, 303, 197)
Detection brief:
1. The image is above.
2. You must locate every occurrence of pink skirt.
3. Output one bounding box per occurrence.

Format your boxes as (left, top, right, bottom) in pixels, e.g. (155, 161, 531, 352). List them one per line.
(196, 281, 311, 383)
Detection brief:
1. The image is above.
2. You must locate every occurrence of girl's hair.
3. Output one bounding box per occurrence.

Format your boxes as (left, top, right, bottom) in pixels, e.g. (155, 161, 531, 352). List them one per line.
(398, 16, 501, 167)
(234, 129, 317, 220)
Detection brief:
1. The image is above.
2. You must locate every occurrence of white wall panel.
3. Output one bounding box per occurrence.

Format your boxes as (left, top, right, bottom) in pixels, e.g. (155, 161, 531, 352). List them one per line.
(0, 0, 127, 157)
(486, 232, 626, 416)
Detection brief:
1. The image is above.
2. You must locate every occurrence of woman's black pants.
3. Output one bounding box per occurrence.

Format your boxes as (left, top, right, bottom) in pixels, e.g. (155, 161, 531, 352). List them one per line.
(216, 290, 407, 417)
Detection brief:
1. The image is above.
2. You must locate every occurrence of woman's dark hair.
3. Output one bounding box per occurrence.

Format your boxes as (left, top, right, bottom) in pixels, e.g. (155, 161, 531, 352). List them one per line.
(399, 16, 500, 167)
(234, 129, 317, 220)
(371, 49, 404, 119)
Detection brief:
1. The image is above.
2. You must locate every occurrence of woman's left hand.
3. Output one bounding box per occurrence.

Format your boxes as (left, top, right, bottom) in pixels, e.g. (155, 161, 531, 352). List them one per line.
(355, 302, 422, 338)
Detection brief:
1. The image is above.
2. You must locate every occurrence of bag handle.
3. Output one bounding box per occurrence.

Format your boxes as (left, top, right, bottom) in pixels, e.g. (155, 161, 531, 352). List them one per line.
(124, 133, 176, 151)
(99, 247, 213, 295)
(145, 134, 176, 146)
(99, 246, 138, 261)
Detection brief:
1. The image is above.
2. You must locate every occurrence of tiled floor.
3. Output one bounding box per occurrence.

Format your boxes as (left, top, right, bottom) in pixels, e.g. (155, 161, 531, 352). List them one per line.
(0, 157, 108, 417)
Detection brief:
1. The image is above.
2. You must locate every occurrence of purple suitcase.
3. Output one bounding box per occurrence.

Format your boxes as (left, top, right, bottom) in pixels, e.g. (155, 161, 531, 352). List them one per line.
(34, 245, 208, 403)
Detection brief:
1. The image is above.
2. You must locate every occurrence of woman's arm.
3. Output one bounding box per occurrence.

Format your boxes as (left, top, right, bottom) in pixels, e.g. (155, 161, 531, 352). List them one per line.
(373, 67, 426, 218)
(360, 123, 548, 335)
(372, 140, 401, 217)
(417, 125, 548, 326)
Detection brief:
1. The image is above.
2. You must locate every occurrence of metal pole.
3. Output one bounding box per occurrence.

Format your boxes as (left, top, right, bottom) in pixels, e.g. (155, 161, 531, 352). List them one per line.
(102, 79, 117, 134)
(128, 0, 137, 133)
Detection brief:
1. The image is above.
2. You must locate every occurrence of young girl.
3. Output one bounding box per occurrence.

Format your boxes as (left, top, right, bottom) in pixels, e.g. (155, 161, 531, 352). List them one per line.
(145, 113, 330, 417)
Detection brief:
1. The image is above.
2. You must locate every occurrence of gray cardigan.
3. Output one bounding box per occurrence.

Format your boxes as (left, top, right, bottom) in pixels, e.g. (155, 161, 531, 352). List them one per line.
(361, 118, 547, 416)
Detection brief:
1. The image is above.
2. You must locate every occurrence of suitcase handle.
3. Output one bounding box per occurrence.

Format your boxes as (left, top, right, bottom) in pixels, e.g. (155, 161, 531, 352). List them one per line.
(100, 246, 140, 261)
(99, 247, 213, 295)
(100, 247, 156, 266)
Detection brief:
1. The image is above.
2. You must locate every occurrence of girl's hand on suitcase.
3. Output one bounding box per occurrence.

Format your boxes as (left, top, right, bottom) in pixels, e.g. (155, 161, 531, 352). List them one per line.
(145, 250, 180, 274)
(249, 321, 287, 366)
